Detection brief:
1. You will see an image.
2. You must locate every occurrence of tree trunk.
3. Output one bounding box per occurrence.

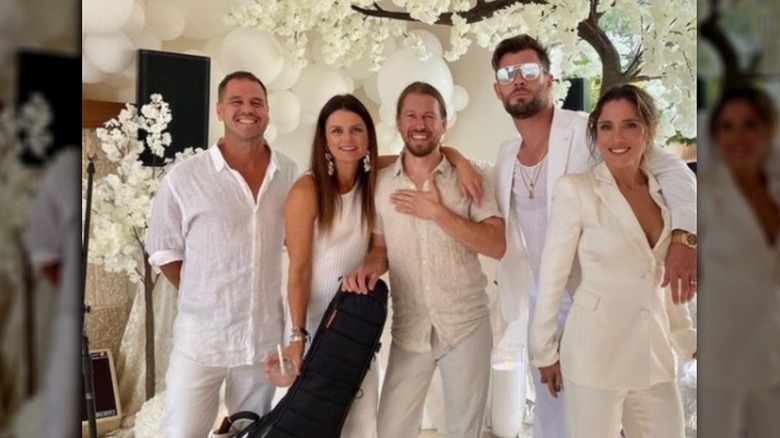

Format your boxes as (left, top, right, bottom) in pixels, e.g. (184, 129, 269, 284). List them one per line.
(143, 253, 155, 400)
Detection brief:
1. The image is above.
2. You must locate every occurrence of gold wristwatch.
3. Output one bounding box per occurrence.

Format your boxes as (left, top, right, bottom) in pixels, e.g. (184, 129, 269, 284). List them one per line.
(671, 231, 697, 249)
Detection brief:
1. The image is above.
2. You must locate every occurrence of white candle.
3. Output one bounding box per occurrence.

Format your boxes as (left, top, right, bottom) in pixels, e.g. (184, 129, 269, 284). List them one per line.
(490, 361, 525, 438)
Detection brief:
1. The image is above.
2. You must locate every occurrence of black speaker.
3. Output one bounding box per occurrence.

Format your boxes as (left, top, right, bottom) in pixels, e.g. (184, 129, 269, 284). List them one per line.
(81, 350, 122, 437)
(562, 77, 588, 112)
(136, 49, 211, 166)
(16, 50, 80, 165)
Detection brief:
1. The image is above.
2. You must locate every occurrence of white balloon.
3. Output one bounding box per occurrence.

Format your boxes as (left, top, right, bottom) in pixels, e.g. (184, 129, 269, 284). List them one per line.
(446, 110, 457, 129)
(268, 90, 301, 134)
(172, 0, 232, 40)
(84, 33, 136, 74)
(122, 1, 146, 36)
(145, 0, 186, 41)
(292, 64, 350, 118)
(377, 47, 454, 108)
(299, 111, 318, 127)
(408, 29, 443, 57)
(362, 73, 381, 105)
(379, 103, 396, 126)
(452, 85, 470, 111)
(265, 123, 278, 144)
(267, 56, 303, 91)
(132, 30, 163, 51)
(377, 122, 403, 154)
(82, 55, 107, 84)
(220, 28, 284, 84)
(83, 0, 134, 35)
(121, 59, 137, 80)
(341, 70, 355, 94)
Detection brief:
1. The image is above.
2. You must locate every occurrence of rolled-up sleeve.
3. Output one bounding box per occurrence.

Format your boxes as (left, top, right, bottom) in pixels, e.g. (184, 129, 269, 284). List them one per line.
(146, 176, 185, 266)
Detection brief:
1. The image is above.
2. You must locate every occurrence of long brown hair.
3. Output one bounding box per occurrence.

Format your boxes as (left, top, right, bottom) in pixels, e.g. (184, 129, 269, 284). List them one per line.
(310, 94, 378, 234)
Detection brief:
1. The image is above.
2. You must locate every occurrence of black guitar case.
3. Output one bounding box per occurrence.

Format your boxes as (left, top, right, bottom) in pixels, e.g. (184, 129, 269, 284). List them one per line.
(216, 279, 388, 438)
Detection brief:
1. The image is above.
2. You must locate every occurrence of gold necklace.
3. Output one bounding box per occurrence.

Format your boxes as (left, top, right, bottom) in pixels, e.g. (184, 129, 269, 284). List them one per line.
(518, 149, 548, 199)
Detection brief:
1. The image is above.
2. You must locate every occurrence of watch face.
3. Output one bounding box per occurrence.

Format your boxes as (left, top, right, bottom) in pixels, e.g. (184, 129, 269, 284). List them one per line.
(686, 234, 697, 246)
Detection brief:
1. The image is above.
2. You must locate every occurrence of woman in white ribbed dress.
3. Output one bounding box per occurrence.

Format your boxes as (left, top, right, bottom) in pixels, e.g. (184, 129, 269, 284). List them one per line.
(280, 94, 380, 438)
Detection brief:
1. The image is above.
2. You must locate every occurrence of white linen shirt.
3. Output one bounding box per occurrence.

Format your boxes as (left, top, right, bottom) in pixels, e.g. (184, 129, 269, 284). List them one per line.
(375, 154, 502, 354)
(146, 144, 298, 367)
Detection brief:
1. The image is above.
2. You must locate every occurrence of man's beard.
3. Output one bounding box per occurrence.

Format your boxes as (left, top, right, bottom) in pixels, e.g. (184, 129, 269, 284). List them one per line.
(503, 89, 547, 119)
(404, 139, 439, 157)
(402, 132, 440, 157)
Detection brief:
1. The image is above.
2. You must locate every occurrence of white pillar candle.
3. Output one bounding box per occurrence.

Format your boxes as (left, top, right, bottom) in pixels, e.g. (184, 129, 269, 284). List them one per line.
(490, 360, 525, 438)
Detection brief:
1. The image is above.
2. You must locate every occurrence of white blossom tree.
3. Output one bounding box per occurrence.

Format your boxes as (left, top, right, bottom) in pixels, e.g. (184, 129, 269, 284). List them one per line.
(89, 94, 200, 400)
(227, 0, 696, 140)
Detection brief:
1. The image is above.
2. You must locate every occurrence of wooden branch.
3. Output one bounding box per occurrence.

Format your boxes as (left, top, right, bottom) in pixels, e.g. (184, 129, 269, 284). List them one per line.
(576, 1, 624, 94)
(352, 0, 546, 25)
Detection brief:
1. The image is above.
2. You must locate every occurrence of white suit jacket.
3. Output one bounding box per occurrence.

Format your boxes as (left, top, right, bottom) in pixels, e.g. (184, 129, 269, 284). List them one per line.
(530, 162, 697, 389)
(492, 108, 697, 334)
(698, 164, 780, 388)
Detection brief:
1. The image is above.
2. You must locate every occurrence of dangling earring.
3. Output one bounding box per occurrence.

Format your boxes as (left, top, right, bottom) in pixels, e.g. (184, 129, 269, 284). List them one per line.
(325, 151, 335, 176)
(363, 151, 371, 173)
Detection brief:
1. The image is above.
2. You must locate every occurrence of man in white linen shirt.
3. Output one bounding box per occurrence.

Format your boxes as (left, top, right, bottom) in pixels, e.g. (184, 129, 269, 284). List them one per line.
(146, 71, 298, 437)
(490, 35, 697, 438)
(342, 81, 506, 438)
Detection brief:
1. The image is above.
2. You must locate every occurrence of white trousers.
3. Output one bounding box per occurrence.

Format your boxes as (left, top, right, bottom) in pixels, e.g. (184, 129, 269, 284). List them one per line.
(562, 378, 685, 438)
(340, 353, 380, 438)
(698, 382, 780, 438)
(163, 348, 276, 438)
(530, 366, 567, 438)
(377, 317, 492, 438)
(528, 293, 570, 438)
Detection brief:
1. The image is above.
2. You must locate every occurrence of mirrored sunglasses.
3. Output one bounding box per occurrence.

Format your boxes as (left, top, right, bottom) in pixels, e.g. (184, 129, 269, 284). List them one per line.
(495, 62, 545, 85)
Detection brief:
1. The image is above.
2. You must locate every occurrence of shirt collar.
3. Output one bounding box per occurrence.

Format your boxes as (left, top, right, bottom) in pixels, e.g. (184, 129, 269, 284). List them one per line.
(208, 140, 279, 176)
(390, 149, 454, 180)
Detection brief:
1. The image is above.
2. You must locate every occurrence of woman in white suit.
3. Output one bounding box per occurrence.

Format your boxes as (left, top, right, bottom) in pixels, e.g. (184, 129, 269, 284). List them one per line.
(697, 86, 780, 437)
(529, 85, 697, 438)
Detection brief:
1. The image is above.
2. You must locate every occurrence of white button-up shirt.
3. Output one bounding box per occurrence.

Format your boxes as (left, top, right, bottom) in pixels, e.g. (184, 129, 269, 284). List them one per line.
(146, 144, 298, 367)
(375, 154, 502, 353)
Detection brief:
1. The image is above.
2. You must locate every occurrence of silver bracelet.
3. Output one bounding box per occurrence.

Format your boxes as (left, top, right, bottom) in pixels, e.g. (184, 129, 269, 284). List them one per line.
(290, 333, 309, 343)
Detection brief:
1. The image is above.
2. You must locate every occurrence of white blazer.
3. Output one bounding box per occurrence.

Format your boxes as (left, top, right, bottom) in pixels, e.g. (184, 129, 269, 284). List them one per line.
(529, 162, 697, 390)
(698, 164, 780, 388)
(492, 107, 697, 336)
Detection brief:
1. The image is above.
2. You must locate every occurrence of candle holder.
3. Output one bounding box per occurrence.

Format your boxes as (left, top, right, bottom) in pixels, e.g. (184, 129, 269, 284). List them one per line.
(490, 343, 526, 438)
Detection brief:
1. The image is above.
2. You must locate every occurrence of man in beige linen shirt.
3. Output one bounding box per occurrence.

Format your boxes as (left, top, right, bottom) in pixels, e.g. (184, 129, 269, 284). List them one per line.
(342, 81, 505, 438)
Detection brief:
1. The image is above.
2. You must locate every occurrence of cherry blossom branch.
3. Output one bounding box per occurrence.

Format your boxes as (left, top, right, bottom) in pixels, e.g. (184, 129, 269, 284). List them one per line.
(352, 0, 545, 25)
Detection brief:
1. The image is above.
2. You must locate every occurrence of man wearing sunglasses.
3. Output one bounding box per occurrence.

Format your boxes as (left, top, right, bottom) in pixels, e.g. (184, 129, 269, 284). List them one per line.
(489, 35, 697, 438)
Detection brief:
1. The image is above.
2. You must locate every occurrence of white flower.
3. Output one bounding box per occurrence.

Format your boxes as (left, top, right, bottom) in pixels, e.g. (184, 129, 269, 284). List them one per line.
(87, 95, 202, 282)
(225, 0, 697, 141)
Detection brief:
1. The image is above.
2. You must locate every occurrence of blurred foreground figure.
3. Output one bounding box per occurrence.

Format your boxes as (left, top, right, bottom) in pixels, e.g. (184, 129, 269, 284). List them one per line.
(24, 148, 81, 438)
(698, 86, 780, 438)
